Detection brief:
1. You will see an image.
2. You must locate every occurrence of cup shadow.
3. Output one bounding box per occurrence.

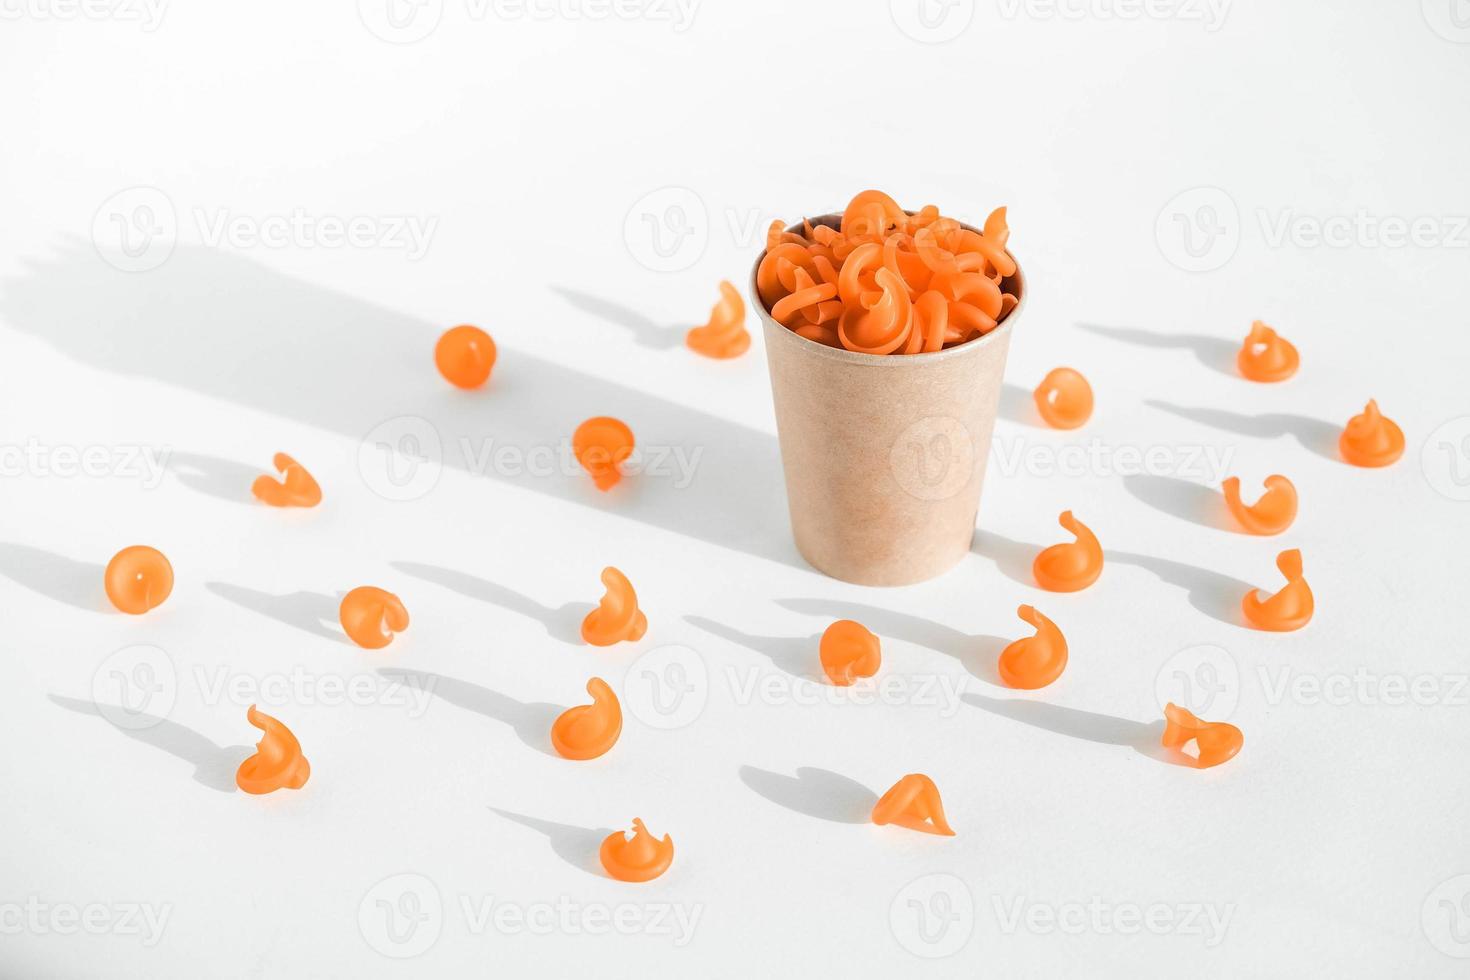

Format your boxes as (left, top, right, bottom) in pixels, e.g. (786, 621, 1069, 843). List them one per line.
(999, 382, 1044, 427)
(738, 765, 878, 824)
(1078, 322, 1237, 376)
(962, 692, 1185, 765)
(391, 560, 585, 645)
(0, 542, 112, 613)
(168, 451, 261, 505)
(774, 597, 1002, 682)
(970, 529, 1038, 587)
(206, 581, 347, 644)
(683, 615, 814, 678)
(379, 668, 558, 757)
(1106, 549, 1249, 627)
(0, 241, 799, 570)
(488, 807, 611, 878)
(1145, 399, 1339, 462)
(48, 694, 250, 791)
(1122, 473, 1235, 532)
(548, 285, 687, 351)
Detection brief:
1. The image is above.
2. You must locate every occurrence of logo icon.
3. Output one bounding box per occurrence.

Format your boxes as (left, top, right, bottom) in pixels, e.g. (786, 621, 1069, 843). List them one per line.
(623, 644, 709, 729)
(91, 644, 177, 730)
(889, 873, 974, 958)
(357, 0, 444, 43)
(358, 873, 443, 957)
(1422, 874, 1470, 957)
(1155, 643, 1239, 719)
(358, 415, 443, 502)
(1155, 186, 1240, 272)
(1422, 0, 1470, 42)
(623, 187, 708, 272)
(889, 0, 975, 43)
(889, 416, 976, 501)
(1422, 417, 1470, 502)
(93, 186, 177, 272)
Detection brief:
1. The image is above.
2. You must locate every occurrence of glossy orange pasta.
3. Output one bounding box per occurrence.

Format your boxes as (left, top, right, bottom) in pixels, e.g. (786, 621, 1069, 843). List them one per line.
(757, 190, 1020, 355)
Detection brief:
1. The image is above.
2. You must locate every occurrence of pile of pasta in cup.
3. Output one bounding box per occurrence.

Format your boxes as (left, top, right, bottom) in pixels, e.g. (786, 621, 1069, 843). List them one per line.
(756, 189, 1019, 355)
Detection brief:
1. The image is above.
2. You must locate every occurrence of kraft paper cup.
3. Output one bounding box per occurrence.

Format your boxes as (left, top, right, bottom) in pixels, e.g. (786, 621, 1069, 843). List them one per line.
(754, 213, 1024, 586)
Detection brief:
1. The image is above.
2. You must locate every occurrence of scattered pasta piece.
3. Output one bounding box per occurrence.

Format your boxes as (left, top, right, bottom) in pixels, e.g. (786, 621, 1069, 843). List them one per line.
(252, 453, 322, 508)
(551, 678, 622, 760)
(435, 325, 497, 389)
(573, 417, 635, 491)
(581, 566, 647, 646)
(235, 705, 311, 794)
(1242, 549, 1313, 632)
(1161, 703, 1242, 769)
(1339, 399, 1404, 467)
(1236, 320, 1298, 382)
(1222, 475, 1297, 534)
(871, 774, 955, 836)
(600, 818, 674, 882)
(339, 586, 409, 649)
(997, 605, 1068, 689)
(1033, 367, 1093, 429)
(687, 280, 750, 359)
(818, 620, 880, 686)
(104, 545, 173, 615)
(1032, 511, 1103, 592)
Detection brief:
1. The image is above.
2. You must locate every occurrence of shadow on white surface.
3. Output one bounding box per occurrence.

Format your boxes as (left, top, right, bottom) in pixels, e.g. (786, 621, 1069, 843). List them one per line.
(378, 668, 559, 758)
(683, 615, 815, 679)
(998, 382, 1046, 427)
(962, 693, 1182, 766)
(1107, 548, 1251, 627)
(738, 765, 878, 824)
(1079, 321, 1237, 376)
(488, 807, 611, 878)
(0, 241, 801, 569)
(206, 581, 348, 644)
(1123, 473, 1236, 532)
(548, 285, 687, 351)
(48, 694, 250, 792)
(776, 596, 1005, 684)
(0, 542, 113, 613)
(167, 451, 261, 505)
(391, 560, 586, 645)
(1145, 399, 1340, 462)
(970, 528, 1040, 587)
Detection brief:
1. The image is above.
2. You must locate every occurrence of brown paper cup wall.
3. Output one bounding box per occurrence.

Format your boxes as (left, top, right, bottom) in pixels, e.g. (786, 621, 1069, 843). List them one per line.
(754, 214, 1024, 586)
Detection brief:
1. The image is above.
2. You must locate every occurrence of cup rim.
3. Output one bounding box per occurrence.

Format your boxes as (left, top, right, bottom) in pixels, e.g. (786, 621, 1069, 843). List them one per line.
(749, 210, 1025, 366)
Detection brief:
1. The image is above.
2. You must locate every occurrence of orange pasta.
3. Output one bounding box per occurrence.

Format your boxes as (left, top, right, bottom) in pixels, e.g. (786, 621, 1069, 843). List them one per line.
(757, 190, 1019, 355)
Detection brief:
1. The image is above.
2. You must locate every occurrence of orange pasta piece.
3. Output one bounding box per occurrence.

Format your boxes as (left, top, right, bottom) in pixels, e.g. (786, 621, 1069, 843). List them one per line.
(770, 267, 838, 328)
(759, 190, 1020, 355)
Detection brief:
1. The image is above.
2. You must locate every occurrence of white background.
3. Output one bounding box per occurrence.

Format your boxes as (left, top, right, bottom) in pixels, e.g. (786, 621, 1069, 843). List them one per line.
(3, 1, 1470, 976)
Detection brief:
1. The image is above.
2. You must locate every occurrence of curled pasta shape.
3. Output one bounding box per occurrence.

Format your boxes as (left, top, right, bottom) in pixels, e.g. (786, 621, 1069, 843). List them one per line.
(759, 190, 1020, 355)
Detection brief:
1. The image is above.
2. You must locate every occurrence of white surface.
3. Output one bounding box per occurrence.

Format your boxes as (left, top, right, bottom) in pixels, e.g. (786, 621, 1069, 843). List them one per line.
(3, 3, 1470, 977)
